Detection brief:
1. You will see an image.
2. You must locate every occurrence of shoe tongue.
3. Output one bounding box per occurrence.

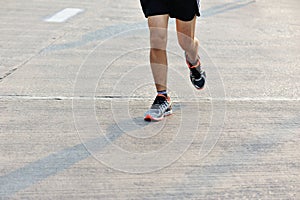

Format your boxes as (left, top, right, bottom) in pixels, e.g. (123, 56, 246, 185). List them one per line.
(154, 95, 166, 104)
(190, 67, 201, 79)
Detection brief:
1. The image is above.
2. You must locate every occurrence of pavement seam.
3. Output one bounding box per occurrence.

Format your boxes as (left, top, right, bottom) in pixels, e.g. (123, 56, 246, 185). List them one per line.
(0, 95, 299, 102)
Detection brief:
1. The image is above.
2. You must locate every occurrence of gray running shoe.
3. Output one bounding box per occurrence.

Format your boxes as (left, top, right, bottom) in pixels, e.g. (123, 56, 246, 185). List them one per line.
(144, 94, 172, 121)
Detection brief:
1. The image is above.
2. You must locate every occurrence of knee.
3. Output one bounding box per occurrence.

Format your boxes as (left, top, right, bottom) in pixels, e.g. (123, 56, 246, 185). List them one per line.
(150, 29, 167, 50)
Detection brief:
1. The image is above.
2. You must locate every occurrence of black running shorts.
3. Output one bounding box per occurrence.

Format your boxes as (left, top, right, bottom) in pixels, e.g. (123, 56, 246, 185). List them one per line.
(140, 0, 200, 21)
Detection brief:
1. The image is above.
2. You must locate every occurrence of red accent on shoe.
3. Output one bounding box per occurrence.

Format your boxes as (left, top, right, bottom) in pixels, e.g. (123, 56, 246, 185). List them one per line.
(157, 94, 167, 98)
(144, 114, 164, 122)
(186, 59, 201, 69)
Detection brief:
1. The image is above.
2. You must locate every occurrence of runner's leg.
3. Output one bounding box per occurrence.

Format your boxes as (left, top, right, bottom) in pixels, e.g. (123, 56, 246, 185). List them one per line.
(148, 15, 169, 92)
(176, 16, 199, 64)
(176, 16, 206, 90)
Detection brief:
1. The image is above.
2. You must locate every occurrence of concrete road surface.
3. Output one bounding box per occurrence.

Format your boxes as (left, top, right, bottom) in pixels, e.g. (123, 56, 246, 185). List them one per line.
(0, 0, 299, 199)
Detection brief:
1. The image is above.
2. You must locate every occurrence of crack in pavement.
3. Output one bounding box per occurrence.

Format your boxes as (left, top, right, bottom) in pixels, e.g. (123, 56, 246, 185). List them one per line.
(0, 32, 66, 83)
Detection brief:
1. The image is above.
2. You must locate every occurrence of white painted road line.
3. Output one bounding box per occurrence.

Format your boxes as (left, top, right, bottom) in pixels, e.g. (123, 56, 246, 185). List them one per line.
(44, 8, 84, 23)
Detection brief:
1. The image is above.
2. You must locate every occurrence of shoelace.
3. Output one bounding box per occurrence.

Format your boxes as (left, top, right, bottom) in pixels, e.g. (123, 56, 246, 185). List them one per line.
(151, 95, 169, 112)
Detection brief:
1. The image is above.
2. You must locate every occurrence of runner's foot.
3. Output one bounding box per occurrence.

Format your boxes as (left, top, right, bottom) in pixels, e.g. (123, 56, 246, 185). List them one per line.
(144, 94, 172, 121)
(185, 52, 206, 90)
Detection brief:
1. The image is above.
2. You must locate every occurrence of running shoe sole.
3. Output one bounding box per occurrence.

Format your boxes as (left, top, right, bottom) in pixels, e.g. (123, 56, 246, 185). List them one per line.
(144, 107, 172, 122)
